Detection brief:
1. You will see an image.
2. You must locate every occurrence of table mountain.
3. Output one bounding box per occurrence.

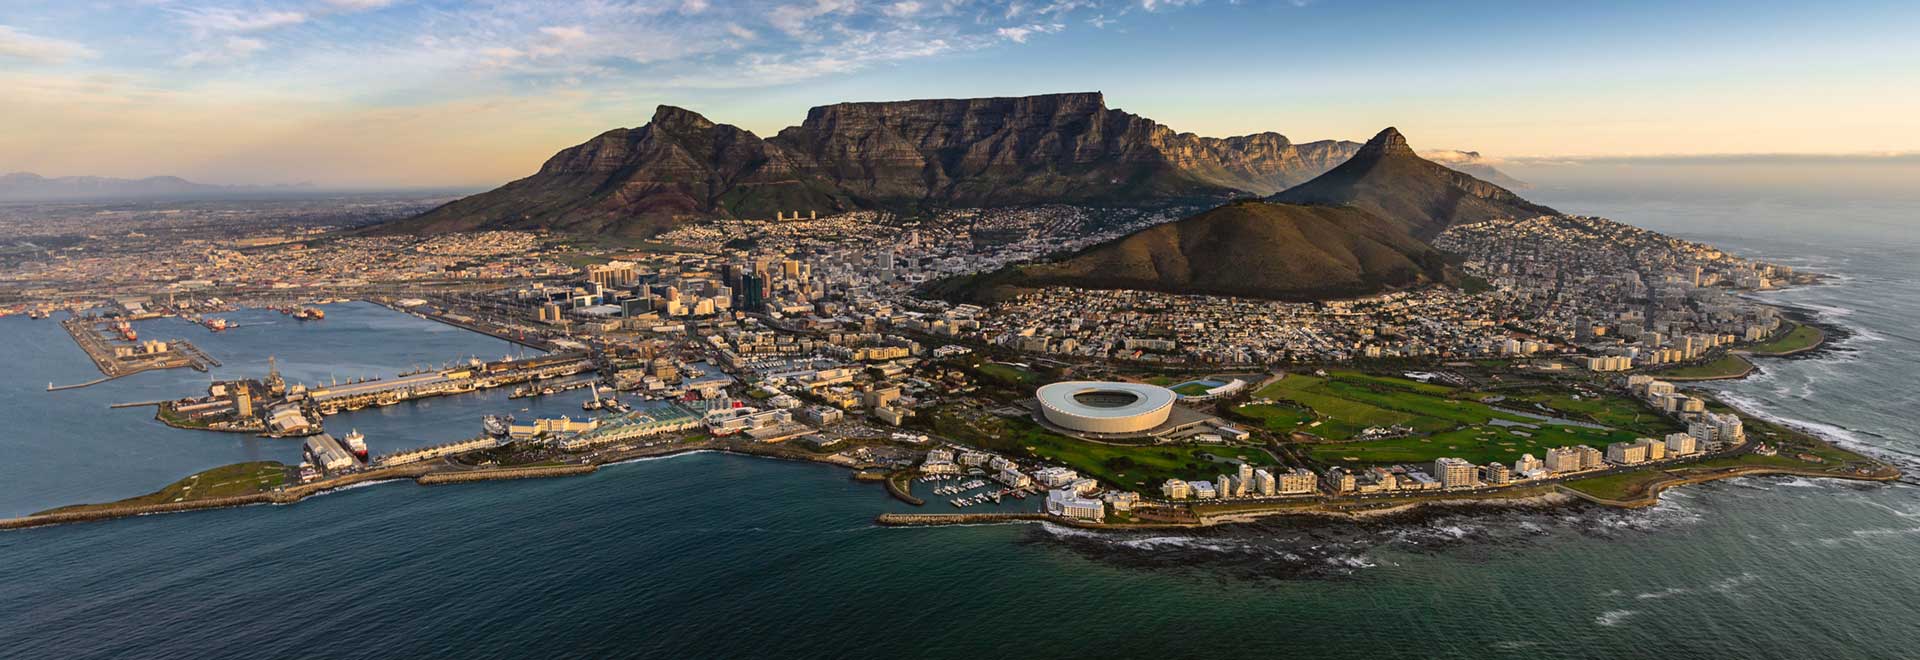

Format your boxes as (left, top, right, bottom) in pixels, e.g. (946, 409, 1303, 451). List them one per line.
(1271, 127, 1556, 239)
(929, 199, 1451, 303)
(378, 93, 1377, 237)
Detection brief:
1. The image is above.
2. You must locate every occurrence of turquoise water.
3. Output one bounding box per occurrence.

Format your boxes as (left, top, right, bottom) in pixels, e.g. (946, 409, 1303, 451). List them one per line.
(4, 192, 1920, 658)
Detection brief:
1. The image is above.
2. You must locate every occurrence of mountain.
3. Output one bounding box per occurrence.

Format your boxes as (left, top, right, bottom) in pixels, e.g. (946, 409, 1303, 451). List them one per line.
(1272, 128, 1556, 239)
(1418, 150, 1528, 189)
(929, 200, 1451, 303)
(386, 106, 852, 237)
(0, 173, 309, 202)
(380, 93, 1370, 237)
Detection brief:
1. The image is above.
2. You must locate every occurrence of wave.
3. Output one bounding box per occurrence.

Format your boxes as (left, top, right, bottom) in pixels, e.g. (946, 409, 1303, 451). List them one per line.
(603, 449, 715, 467)
(1595, 610, 1639, 627)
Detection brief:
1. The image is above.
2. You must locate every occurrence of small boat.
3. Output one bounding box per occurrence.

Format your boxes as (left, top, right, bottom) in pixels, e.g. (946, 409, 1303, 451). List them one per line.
(482, 415, 509, 437)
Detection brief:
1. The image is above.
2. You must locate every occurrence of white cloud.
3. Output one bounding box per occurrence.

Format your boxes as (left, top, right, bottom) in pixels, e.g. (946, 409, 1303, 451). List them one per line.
(681, 0, 711, 14)
(540, 26, 589, 43)
(324, 0, 396, 10)
(769, 0, 859, 38)
(996, 23, 1063, 43)
(882, 1, 923, 18)
(0, 25, 96, 64)
(1140, 0, 1203, 11)
(175, 8, 309, 35)
(176, 36, 268, 67)
(726, 23, 759, 40)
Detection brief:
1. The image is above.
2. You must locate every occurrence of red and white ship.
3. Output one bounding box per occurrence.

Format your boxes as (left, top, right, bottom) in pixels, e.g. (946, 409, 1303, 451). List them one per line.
(342, 429, 369, 460)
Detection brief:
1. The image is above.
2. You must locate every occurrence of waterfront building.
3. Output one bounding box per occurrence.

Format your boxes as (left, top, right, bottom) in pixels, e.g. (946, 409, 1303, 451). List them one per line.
(1544, 447, 1583, 474)
(303, 433, 356, 472)
(1515, 453, 1543, 475)
(1434, 457, 1477, 489)
(1578, 445, 1604, 469)
(1277, 468, 1318, 495)
(1665, 432, 1699, 455)
(1606, 441, 1650, 465)
(1033, 467, 1080, 488)
(1485, 462, 1512, 485)
(1162, 479, 1191, 500)
(1046, 489, 1105, 521)
(1254, 468, 1277, 496)
(1191, 481, 1217, 499)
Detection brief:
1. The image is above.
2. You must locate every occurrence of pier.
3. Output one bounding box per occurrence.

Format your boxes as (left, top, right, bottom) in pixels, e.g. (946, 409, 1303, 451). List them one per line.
(59, 316, 214, 379)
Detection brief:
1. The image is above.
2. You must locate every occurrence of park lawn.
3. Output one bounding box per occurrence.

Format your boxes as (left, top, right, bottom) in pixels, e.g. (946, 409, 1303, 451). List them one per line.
(1234, 403, 1315, 431)
(1660, 354, 1754, 379)
(930, 408, 1275, 489)
(1329, 371, 1455, 396)
(1748, 323, 1823, 355)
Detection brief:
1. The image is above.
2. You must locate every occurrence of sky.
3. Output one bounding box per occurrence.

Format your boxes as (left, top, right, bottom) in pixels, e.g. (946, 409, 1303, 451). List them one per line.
(1, 0, 1917, 188)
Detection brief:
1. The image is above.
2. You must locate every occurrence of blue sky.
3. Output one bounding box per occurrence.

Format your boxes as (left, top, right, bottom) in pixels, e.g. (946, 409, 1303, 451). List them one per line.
(2, 0, 1915, 186)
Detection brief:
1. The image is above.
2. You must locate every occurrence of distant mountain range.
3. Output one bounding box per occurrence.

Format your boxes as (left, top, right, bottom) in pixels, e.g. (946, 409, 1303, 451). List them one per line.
(0, 172, 311, 202)
(936, 127, 1554, 302)
(377, 92, 1522, 237)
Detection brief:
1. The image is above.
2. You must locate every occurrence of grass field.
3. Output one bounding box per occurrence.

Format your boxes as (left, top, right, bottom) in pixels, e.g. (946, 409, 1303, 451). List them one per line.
(1659, 354, 1755, 380)
(974, 362, 1040, 387)
(41, 461, 288, 514)
(1172, 382, 1214, 396)
(1233, 403, 1315, 431)
(1503, 389, 1684, 437)
(1253, 371, 1665, 468)
(930, 407, 1276, 489)
(1747, 323, 1824, 355)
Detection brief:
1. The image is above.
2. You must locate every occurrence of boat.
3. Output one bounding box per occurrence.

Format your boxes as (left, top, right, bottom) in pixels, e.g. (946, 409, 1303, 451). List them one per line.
(482, 414, 509, 437)
(294, 307, 325, 321)
(342, 429, 369, 460)
(202, 317, 232, 332)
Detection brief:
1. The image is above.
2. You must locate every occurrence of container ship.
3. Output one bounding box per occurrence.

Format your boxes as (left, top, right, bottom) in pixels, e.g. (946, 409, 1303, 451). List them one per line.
(113, 319, 137, 341)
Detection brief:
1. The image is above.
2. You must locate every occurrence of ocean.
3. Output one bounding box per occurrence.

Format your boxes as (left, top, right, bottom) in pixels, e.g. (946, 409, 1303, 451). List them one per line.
(3, 189, 1919, 659)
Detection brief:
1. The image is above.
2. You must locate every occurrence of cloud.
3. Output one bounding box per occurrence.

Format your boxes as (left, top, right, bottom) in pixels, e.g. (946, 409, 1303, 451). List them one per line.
(174, 8, 309, 35)
(882, 1, 923, 18)
(0, 25, 96, 64)
(769, 0, 859, 38)
(323, 0, 396, 10)
(996, 23, 1063, 43)
(175, 36, 268, 66)
(726, 23, 758, 40)
(1140, 0, 1203, 10)
(681, 0, 711, 14)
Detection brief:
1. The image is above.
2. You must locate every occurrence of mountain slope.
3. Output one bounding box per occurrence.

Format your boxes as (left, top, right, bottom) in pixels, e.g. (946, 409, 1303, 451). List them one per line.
(377, 93, 1384, 237)
(1272, 127, 1556, 239)
(385, 106, 852, 237)
(934, 200, 1451, 302)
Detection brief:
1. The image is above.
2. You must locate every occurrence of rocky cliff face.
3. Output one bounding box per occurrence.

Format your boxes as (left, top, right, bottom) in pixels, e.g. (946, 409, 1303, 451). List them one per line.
(384, 94, 1400, 237)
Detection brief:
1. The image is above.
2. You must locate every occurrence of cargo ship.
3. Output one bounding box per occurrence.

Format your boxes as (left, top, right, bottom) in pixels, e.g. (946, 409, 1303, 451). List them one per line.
(342, 429, 369, 460)
(113, 319, 137, 341)
(294, 307, 325, 321)
(202, 317, 233, 332)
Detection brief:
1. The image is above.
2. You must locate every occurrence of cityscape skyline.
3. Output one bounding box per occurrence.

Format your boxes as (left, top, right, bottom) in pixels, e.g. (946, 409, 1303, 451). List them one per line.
(2, 0, 1917, 187)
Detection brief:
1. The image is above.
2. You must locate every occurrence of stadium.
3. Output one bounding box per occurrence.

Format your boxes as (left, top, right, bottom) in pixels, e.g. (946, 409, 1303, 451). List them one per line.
(1034, 381, 1178, 434)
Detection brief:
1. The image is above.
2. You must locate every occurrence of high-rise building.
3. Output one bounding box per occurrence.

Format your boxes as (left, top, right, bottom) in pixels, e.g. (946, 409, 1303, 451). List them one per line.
(739, 273, 766, 312)
(1253, 468, 1277, 496)
(1578, 445, 1604, 469)
(1665, 432, 1698, 455)
(1544, 447, 1583, 474)
(1433, 457, 1477, 489)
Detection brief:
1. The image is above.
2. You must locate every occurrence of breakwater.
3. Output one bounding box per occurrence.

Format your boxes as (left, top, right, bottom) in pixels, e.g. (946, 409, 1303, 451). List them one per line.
(417, 464, 598, 484)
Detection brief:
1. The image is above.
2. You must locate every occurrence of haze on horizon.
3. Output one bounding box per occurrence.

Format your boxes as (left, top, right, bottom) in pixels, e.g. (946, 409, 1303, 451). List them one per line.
(2, 0, 1915, 190)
